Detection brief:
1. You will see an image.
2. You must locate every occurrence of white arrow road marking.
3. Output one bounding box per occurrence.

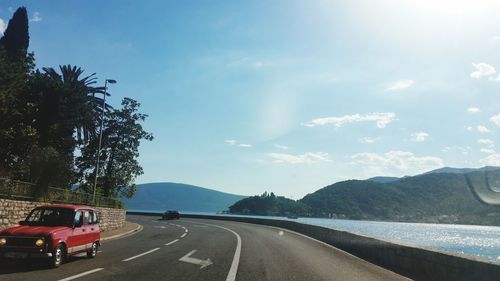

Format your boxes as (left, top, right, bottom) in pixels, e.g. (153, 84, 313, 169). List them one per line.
(179, 250, 213, 269)
(182, 221, 241, 281)
(180, 233, 187, 238)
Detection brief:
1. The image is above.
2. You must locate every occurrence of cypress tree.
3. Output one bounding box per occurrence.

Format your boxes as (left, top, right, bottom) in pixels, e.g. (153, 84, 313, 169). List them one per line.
(0, 7, 29, 59)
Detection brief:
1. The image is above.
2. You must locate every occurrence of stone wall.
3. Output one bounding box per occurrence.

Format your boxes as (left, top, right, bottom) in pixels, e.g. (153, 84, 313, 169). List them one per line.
(0, 198, 125, 232)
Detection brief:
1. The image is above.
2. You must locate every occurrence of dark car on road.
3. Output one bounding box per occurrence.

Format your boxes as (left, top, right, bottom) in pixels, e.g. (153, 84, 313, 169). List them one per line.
(162, 210, 180, 220)
(0, 204, 100, 268)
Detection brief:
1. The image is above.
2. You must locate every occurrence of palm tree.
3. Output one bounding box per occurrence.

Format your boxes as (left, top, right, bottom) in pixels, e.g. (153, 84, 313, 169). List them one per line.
(32, 65, 112, 153)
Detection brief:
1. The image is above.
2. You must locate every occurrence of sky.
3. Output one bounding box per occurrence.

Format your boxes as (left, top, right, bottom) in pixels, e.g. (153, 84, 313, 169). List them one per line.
(2, 0, 500, 198)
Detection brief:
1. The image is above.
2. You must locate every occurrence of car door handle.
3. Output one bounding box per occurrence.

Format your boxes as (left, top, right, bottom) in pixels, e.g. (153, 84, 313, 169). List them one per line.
(91, 228, 94, 231)
(82, 229, 86, 232)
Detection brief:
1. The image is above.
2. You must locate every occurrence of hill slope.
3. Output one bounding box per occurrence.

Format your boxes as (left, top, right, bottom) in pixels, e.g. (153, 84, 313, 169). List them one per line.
(300, 169, 500, 225)
(229, 193, 312, 216)
(124, 183, 247, 213)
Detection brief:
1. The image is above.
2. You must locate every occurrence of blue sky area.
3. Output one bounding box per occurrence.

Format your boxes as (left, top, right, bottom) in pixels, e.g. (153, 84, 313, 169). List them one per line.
(2, 0, 500, 198)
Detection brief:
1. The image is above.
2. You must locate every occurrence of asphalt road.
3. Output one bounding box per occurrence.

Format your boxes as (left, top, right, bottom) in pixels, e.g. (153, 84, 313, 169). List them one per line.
(0, 215, 410, 281)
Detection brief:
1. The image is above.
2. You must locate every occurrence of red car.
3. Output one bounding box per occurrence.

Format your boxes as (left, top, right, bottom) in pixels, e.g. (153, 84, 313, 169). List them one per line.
(0, 204, 100, 267)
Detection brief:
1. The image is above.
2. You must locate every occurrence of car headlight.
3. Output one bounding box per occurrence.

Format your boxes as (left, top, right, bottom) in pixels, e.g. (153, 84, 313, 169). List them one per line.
(0, 238, 6, 246)
(35, 239, 44, 247)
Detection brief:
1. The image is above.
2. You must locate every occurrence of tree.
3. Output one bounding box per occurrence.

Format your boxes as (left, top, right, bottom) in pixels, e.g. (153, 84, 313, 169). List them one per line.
(0, 7, 29, 60)
(77, 98, 153, 198)
(0, 7, 36, 177)
(31, 65, 110, 154)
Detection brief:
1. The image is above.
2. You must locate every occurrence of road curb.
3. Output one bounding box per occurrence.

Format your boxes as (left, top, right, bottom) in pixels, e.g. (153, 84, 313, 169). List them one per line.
(101, 223, 143, 241)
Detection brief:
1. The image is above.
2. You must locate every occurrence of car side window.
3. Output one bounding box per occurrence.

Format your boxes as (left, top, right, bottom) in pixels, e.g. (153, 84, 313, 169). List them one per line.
(74, 211, 82, 227)
(93, 212, 98, 224)
(83, 211, 91, 225)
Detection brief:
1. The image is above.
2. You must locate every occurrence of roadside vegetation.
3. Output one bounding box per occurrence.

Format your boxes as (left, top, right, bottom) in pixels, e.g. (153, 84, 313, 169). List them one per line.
(0, 7, 152, 202)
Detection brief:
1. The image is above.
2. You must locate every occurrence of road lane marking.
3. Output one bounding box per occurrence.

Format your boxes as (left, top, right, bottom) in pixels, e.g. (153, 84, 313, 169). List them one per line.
(183, 221, 242, 281)
(179, 249, 213, 269)
(180, 233, 187, 238)
(184, 229, 188, 233)
(165, 239, 179, 246)
(57, 268, 104, 281)
(122, 248, 160, 261)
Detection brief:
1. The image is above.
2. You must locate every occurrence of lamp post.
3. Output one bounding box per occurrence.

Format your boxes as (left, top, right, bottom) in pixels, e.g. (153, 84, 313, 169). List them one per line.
(92, 79, 117, 204)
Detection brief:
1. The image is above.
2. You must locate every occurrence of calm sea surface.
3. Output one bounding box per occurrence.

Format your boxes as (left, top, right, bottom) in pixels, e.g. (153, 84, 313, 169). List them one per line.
(131, 210, 500, 262)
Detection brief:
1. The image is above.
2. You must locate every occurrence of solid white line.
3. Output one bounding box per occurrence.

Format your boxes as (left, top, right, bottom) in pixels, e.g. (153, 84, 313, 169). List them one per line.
(122, 248, 160, 262)
(57, 268, 104, 281)
(165, 239, 179, 246)
(180, 233, 187, 238)
(183, 221, 241, 281)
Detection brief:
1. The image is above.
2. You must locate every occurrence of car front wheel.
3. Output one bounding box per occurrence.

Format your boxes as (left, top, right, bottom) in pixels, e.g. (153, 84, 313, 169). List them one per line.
(87, 242, 98, 258)
(51, 244, 65, 268)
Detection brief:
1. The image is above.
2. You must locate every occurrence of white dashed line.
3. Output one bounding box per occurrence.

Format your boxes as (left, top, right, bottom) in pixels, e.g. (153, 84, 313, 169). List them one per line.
(165, 239, 179, 246)
(180, 233, 187, 238)
(57, 268, 104, 281)
(122, 248, 160, 262)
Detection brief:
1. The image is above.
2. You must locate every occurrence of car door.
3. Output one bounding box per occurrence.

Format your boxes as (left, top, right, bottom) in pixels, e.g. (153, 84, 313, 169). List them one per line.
(82, 210, 95, 249)
(85, 210, 99, 245)
(67, 210, 88, 254)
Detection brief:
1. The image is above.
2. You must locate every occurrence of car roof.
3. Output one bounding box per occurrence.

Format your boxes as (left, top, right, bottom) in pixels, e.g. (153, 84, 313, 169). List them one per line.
(37, 204, 95, 211)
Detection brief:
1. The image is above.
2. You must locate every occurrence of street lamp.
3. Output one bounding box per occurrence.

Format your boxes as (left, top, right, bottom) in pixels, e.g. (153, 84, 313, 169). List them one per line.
(93, 79, 117, 204)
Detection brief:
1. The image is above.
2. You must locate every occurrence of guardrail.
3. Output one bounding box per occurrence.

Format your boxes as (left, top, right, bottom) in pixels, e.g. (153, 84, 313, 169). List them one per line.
(0, 178, 123, 208)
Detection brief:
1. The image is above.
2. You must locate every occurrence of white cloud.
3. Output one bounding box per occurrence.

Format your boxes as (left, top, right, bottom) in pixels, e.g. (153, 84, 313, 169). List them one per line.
(351, 150, 443, 175)
(478, 139, 494, 145)
(477, 125, 492, 133)
(411, 132, 429, 142)
(465, 126, 473, 131)
(479, 154, 500, 166)
(441, 146, 471, 155)
(268, 152, 331, 164)
(30, 12, 42, 22)
(467, 107, 480, 113)
(0, 18, 5, 34)
(471, 63, 497, 79)
(225, 139, 252, 148)
(303, 112, 395, 128)
(490, 114, 500, 127)
(358, 137, 376, 144)
(273, 144, 289, 150)
(385, 80, 414, 91)
(480, 148, 496, 154)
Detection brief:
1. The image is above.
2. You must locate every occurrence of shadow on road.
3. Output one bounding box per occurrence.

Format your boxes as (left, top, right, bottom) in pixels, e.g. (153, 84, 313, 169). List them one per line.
(0, 255, 88, 274)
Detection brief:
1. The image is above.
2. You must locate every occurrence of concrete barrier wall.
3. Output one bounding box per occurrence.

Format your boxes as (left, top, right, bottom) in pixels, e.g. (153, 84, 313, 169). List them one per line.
(128, 212, 500, 281)
(0, 198, 126, 232)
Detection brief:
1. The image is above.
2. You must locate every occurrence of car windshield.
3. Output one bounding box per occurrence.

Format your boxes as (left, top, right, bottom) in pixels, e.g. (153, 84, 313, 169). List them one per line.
(25, 208, 74, 227)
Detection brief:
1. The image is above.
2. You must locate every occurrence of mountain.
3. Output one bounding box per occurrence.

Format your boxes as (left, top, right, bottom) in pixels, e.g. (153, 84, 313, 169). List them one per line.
(423, 166, 500, 175)
(366, 167, 500, 183)
(300, 168, 500, 224)
(227, 166, 500, 225)
(124, 183, 247, 213)
(367, 176, 400, 183)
